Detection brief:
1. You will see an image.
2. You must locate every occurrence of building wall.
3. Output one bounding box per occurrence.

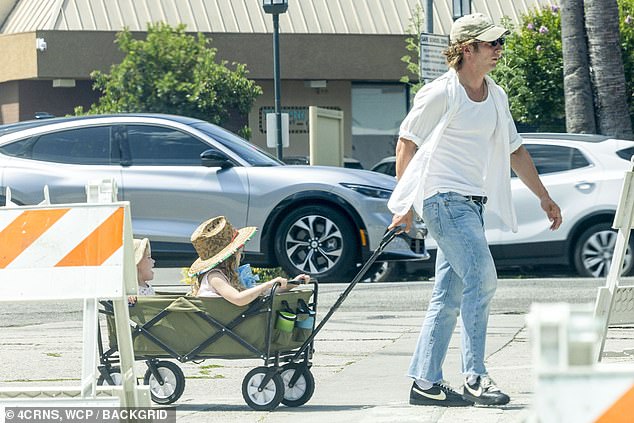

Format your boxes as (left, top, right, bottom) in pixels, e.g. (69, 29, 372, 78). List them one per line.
(17, 80, 100, 121)
(0, 32, 38, 81)
(0, 31, 410, 83)
(250, 79, 352, 158)
(0, 81, 19, 123)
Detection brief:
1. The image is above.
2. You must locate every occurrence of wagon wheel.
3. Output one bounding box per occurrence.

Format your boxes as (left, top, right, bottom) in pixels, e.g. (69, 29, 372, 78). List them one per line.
(242, 366, 284, 411)
(143, 360, 186, 405)
(280, 363, 315, 407)
(97, 366, 122, 386)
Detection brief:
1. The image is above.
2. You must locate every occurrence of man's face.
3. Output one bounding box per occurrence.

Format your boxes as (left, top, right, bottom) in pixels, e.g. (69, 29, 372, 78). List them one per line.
(469, 38, 504, 72)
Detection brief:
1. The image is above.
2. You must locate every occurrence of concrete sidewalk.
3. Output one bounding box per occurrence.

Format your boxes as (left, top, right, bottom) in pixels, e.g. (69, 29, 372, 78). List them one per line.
(0, 300, 632, 422)
(0, 312, 556, 422)
(165, 312, 539, 423)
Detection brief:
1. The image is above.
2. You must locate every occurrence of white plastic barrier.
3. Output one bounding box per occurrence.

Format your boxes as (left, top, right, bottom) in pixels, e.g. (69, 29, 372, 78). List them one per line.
(528, 303, 634, 423)
(0, 189, 149, 407)
(594, 159, 634, 361)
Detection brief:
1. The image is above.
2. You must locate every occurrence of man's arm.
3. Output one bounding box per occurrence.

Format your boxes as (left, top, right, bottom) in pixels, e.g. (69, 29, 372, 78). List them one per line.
(510, 145, 562, 230)
(388, 137, 418, 232)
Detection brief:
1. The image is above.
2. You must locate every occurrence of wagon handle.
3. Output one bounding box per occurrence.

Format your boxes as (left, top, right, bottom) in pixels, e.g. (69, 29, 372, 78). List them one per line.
(290, 225, 402, 361)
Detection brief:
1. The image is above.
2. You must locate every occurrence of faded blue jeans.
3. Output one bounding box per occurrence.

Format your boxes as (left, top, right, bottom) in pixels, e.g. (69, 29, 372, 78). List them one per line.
(408, 191, 498, 383)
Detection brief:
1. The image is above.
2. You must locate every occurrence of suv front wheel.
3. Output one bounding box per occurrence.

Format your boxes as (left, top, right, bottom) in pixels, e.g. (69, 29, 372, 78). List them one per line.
(573, 223, 633, 277)
(274, 205, 358, 282)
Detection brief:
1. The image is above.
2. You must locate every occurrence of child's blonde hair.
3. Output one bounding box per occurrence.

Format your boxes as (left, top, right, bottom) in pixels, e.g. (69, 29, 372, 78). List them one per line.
(191, 253, 243, 295)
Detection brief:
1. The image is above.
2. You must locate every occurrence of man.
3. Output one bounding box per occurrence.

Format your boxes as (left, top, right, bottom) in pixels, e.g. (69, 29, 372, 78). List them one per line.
(388, 13, 562, 407)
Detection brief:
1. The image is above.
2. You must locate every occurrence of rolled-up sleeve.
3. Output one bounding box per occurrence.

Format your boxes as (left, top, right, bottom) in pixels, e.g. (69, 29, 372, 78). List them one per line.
(508, 118, 523, 153)
(399, 83, 447, 147)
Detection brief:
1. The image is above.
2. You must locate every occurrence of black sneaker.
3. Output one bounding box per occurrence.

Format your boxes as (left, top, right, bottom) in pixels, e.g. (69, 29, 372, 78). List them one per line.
(462, 375, 510, 406)
(409, 381, 474, 407)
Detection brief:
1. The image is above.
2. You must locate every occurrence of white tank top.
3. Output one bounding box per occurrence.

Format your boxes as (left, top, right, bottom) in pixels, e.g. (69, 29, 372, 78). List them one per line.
(424, 82, 497, 198)
(197, 270, 223, 298)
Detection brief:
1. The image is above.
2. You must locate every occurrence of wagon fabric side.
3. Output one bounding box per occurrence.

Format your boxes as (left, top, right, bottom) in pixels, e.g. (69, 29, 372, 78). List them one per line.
(105, 288, 314, 360)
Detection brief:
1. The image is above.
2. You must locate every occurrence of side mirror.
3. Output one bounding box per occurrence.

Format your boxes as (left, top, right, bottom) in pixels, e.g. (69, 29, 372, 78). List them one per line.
(201, 149, 233, 169)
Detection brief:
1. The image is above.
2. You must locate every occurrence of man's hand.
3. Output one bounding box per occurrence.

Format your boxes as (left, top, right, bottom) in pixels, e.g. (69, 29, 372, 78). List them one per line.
(541, 196, 562, 230)
(511, 145, 562, 231)
(389, 210, 413, 233)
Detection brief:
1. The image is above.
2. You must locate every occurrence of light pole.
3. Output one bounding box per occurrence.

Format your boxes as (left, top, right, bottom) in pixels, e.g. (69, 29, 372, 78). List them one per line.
(426, 0, 433, 32)
(262, 0, 288, 161)
(452, 0, 471, 20)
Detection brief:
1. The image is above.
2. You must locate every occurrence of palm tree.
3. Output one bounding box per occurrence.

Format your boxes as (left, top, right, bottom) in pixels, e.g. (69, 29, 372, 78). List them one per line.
(584, 0, 633, 139)
(561, 0, 596, 133)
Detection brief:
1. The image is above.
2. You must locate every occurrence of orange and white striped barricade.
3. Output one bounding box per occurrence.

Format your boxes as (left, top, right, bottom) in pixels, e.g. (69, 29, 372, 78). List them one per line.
(0, 201, 150, 407)
(594, 159, 634, 361)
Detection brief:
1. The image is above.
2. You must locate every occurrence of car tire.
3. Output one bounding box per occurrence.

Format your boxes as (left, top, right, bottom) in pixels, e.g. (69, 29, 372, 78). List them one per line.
(274, 205, 358, 282)
(573, 223, 634, 277)
(362, 262, 397, 282)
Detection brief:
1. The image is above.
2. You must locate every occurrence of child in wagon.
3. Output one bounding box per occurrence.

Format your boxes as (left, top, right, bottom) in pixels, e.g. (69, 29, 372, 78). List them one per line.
(128, 237, 155, 304)
(188, 216, 309, 306)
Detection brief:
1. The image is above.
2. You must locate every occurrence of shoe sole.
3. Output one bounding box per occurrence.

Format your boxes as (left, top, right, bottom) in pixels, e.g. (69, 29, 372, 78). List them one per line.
(462, 393, 510, 406)
(410, 397, 473, 407)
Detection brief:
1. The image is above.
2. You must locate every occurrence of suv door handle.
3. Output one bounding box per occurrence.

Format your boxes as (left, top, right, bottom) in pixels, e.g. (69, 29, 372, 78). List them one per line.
(575, 181, 595, 193)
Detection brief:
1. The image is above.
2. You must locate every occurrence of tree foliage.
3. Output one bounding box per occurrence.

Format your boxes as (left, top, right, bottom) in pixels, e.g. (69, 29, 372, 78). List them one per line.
(619, 0, 634, 123)
(492, 1, 634, 133)
(76, 23, 262, 137)
(491, 7, 565, 132)
(400, 4, 425, 96)
(402, 2, 634, 133)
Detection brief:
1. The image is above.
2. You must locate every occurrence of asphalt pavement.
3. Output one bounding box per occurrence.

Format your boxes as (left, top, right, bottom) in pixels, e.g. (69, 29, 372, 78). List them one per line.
(1, 274, 633, 423)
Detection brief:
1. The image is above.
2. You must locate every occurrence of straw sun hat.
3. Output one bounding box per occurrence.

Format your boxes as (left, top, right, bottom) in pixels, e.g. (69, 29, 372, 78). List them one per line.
(133, 238, 151, 266)
(188, 216, 257, 277)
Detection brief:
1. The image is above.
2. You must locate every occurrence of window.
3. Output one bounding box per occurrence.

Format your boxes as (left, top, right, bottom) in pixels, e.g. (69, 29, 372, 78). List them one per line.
(512, 144, 590, 177)
(351, 84, 407, 169)
(617, 147, 634, 161)
(372, 161, 396, 177)
(192, 122, 281, 167)
(0, 126, 114, 165)
(126, 125, 210, 166)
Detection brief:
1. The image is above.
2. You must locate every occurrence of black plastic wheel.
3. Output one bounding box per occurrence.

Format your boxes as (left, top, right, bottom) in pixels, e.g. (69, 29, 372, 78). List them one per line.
(274, 205, 358, 282)
(97, 366, 122, 386)
(242, 366, 285, 411)
(143, 360, 186, 405)
(573, 223, 634, 277)
(280, 363, 315, 407)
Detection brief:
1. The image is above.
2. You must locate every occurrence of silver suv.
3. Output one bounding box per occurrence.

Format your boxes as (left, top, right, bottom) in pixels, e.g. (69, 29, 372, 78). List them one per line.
(0, 114, 427, 281)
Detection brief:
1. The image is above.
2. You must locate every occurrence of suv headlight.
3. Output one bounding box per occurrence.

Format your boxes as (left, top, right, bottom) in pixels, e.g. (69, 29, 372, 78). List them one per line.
(340, 183, 392, 199)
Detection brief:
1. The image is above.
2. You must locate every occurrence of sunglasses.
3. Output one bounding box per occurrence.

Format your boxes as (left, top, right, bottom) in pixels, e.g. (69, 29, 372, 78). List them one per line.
(483, 37, 505, 47)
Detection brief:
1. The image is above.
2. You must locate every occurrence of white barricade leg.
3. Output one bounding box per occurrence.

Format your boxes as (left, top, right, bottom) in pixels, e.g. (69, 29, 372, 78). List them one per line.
(80, 298, 98, 398)
(113, 299, 151, 407)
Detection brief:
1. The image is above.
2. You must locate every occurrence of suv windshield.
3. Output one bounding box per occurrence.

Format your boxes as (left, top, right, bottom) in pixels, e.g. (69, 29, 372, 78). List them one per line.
(191, 122, 282, 167)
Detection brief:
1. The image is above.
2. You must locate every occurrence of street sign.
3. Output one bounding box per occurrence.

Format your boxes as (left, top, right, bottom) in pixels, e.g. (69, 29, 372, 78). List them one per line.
(420, 32, 450, 83)
(266, 113, 289, 148)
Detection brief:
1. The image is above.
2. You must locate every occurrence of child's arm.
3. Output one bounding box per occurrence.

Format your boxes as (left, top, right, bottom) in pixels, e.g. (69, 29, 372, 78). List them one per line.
(210, 273, 288, 306)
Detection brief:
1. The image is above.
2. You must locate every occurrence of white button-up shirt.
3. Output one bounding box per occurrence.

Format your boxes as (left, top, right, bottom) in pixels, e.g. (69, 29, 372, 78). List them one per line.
(387, 68, 522, 232)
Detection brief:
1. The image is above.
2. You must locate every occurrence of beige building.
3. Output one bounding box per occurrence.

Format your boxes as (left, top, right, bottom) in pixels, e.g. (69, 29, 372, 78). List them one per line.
(0, 0, 557, 168)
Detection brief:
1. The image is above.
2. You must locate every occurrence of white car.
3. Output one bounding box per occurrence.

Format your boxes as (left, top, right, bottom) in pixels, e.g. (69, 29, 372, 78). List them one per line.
(371, 133, 634, 277)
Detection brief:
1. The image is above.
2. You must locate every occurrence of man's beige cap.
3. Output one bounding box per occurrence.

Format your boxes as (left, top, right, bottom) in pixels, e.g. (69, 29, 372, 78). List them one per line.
(450, 13, 510, 43)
